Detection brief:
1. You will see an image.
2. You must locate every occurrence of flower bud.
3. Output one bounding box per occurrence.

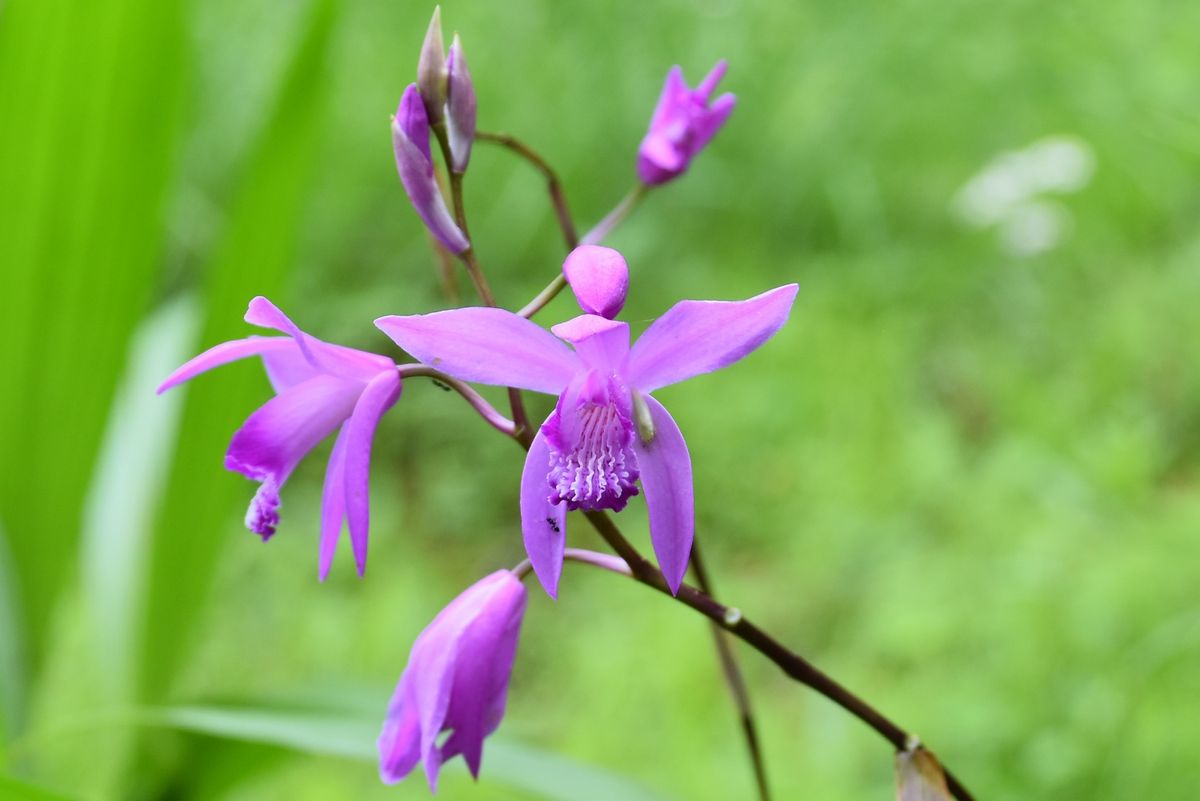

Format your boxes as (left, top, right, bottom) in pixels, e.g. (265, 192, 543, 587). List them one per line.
(445, 33, 476, 173)
(392, 84, 469, 253)
(416, 6, 446, 123)
(562, 245, 629, 319)
(637, 60, 736, 186)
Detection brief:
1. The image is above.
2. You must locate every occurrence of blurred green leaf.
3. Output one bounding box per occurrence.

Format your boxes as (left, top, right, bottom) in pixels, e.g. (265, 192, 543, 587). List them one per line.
(0, 524, 23, 757)
(0, 773, 80, 801)
(138, 0, 340, 702)
(0, 0, 188, 718)
(152, 703, 676, 801)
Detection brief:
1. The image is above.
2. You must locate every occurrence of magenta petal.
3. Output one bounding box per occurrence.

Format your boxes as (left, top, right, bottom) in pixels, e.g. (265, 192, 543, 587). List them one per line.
(318, 423, 350, 581)
(157, 337, 295, 394)
(562, 245, 629, 319)
(693, 93, 736, 154)
(551, 315, 630, 374)
(376, 308, 580, 395)
(627, 283, 799, 392)
(397, 83, 434, 170)
(225, 374, 361, 485)
(632, 395, 693, 595)
(378, 678, 422, 783)
(520, 426, 566, 598)
(695, 59, 728, 100)
(650, 65, 689, 130)
(343, 370, 402, 576)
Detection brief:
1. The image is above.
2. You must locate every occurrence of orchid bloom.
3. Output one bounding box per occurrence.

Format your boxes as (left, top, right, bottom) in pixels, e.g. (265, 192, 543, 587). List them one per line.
(376, 246, 797, 597)
(392, 84, 470, 254)
(379, 570, 527, 790)
(158, 297, 401, 579)
(637, 60, 736, 186)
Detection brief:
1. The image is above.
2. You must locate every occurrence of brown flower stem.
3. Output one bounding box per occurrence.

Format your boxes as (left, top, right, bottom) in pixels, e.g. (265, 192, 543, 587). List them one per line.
(432, 124, 531, 440)
(689, 539, 770, 801)
(578, 510, 977, 801)
(477, 130, 578, 250)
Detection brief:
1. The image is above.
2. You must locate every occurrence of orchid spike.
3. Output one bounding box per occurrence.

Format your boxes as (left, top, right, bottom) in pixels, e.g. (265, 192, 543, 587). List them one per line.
(562, 245, 629, 319)
(158, 296, 401, 579)
(378, 570, 527, 790)
(392, 84, 470, 253)
(376, 248, 798, 597)
(637, 60, 736, 186)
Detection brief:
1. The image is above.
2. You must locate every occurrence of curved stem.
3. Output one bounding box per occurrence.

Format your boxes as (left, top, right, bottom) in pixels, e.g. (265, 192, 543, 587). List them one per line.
(432, 125, 532, 440)
(690, 539, 770, 801)
(517, 184, 649, 319)
(477, 130, 578, 250)
(578, 510, 976, 801)
(397, 365, 516, 436)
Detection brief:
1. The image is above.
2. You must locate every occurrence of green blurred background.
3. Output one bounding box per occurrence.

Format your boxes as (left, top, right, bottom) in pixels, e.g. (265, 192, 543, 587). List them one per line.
(2, 0, 1198, 798)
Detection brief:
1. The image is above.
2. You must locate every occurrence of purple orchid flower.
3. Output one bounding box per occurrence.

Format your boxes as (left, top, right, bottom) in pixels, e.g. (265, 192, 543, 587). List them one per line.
(379, 569, 527, 790)
(392, 84, 470, 254)
(376, 246, 797, 597)
(157, 296, 401, 579)
(637, 60, 736, 186)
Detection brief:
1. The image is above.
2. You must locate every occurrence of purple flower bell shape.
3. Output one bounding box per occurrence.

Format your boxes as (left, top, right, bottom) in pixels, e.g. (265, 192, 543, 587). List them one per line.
(158, 297, 401, 579)
(378, 570, 527, 790)
(637, 60, 736, 186)
(376, 247, 798, 598)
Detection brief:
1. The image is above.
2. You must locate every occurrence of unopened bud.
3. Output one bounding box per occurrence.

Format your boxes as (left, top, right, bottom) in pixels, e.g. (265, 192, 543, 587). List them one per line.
(445, 33, 476, 173)
(416, 6, 446, 123)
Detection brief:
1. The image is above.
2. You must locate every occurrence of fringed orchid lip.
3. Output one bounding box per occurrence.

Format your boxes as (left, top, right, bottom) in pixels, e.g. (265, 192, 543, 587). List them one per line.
(376, 247, 798, 598)
(159, 296, 402, 579)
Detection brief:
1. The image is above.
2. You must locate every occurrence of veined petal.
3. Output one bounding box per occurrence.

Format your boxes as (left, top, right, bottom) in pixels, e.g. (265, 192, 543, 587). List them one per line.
(244, 296, 393, 384)
(343, 370, 403, 576)
(225, 374, 361, 487)
(318, 422, 350, 581)
(627, 283, 798, 392)
(156, 336, 295, 394)
(632, 395, 693, 595)
(376, 308, 580, 394)
(520, 426, 566, 598)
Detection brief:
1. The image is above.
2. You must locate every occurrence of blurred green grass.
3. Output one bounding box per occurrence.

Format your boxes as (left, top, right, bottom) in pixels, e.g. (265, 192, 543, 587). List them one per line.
(1, 0, 1198, 799)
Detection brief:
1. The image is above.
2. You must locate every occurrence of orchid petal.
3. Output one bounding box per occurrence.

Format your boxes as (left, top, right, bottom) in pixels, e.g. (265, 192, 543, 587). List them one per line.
(378, 677, 422, 783)
(520, 425, 566, 598)
(562, 245, 629, 319)
(318, 423, 350, 581)
(343, 369, 402, 576)
(224, 373, 361, 486)
(551, 315, 630, 373)
(632, 394, 693, 595)
(260, 345, 319, 393)
(376, 307, 580, 394)
(627, 283, 798, 392)
(650, 66, 689, 130)
(692, 93, 736, 154)
(695, 59, 728, 101)
(156, 336, 294, 394)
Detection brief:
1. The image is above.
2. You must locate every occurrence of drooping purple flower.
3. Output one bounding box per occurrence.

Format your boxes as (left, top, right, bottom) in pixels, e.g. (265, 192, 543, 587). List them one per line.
(376, 248, 797, 597)
(392, 84, 470, 254)
(379, 569, 527, 790)
(637, 60, 736, 186)
(158, 297, 401, 579)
